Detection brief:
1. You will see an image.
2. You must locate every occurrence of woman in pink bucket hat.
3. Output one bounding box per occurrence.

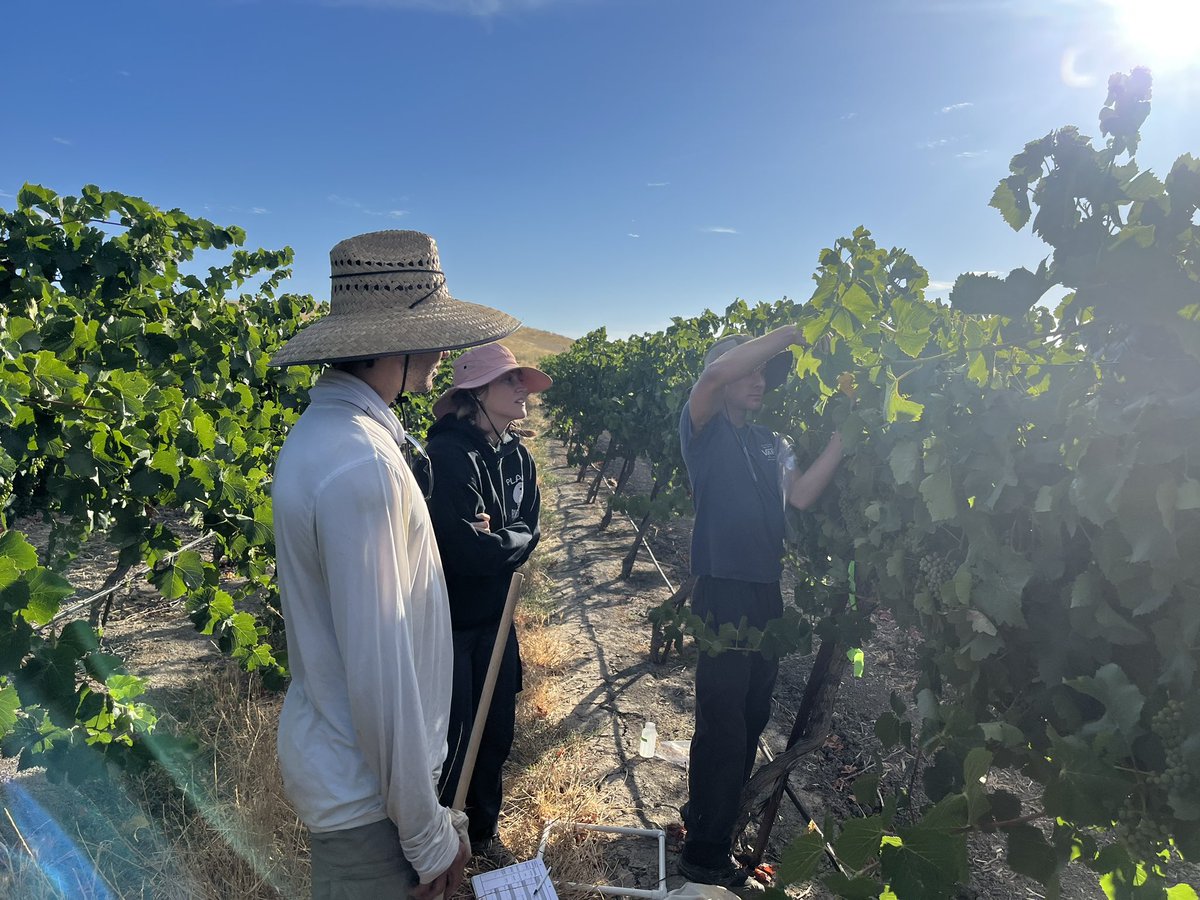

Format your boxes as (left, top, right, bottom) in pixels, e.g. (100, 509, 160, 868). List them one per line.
(414, 342, 551, 864)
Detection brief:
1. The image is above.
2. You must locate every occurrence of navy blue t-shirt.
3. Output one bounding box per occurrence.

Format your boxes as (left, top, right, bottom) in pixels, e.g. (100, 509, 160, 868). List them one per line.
(680, 400, 787, 583)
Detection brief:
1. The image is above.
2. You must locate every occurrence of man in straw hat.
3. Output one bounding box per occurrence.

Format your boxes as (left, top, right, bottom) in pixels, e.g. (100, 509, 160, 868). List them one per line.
(677, 325, 844, 891)
(269, 230, 519, 899)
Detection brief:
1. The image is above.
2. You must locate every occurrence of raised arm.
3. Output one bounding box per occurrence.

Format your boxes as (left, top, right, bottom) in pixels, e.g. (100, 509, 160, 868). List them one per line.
(688, 325, 804, 431)
(787, 431, 844, 510)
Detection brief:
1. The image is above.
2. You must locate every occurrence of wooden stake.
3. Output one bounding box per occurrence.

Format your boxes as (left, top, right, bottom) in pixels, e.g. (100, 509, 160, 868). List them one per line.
(452, 572, 525, 812)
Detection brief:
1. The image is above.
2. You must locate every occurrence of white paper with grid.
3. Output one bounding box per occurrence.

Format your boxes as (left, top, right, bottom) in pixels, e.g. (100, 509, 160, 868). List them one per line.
(471, 858, 558, 900)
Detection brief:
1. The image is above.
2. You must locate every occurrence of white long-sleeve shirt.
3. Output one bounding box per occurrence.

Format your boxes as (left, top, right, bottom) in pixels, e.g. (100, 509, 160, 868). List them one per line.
(272, 369, 460, 883)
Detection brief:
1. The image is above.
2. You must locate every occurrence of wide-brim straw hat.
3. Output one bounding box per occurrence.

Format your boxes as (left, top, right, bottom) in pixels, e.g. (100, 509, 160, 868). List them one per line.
(432, 342, 553, 419)
(269, 230, 520, 366)
(704, 334, 792, 390)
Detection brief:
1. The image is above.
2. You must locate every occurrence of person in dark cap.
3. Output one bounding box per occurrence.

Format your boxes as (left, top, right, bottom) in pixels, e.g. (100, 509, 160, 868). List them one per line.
(269, 230, 519, 899)
(677, 325, 844, 891)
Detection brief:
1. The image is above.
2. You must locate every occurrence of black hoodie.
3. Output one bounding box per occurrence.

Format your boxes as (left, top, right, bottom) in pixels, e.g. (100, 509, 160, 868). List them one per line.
(416, 414, 541, 630)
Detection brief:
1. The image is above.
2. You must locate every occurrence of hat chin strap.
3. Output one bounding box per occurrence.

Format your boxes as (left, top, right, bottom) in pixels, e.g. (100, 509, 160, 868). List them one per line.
(395, 355, 411, 429)
(472, 392, 510, 446)
(722, 389, 753, 428)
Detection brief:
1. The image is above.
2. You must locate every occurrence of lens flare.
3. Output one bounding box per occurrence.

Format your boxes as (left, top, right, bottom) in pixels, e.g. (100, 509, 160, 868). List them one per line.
(1107, 0, 1200, 71)
(2, 783, 114, 898)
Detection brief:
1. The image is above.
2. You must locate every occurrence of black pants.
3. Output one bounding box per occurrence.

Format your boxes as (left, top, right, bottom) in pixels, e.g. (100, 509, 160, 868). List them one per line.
(682, 577, 782, 867)
(437, 623, 522, 843)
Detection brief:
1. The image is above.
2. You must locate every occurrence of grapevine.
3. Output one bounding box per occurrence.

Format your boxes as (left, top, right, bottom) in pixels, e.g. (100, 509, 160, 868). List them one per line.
(915, 553, 955, 607)
(540, 68, 1200, 898)
(0, 187, 411, 782)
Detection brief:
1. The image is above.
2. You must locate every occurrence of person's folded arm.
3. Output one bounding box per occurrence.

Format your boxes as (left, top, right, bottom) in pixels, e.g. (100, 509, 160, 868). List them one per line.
(427, 447, 534, 573)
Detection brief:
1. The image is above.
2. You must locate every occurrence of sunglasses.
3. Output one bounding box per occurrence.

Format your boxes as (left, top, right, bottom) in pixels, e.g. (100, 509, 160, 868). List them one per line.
(402, 432, 434, 501)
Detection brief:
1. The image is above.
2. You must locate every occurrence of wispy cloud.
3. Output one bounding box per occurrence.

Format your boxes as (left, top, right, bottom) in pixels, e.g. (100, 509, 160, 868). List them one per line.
(52, 137, 72, 145)
(940, 101, 973, 113)
(840, 112, 858, 121)
(928, 280, 955, 292)
(956, 150, 987, 158)
(701, 226, 738, 234)
(329, 194, 409, 218)
(118, 69, 131, 77)
(646, 181, 669, 188)
(918, 138, 951, 149)
(201, 202, 277, 218)
(627, 233, 640, 238)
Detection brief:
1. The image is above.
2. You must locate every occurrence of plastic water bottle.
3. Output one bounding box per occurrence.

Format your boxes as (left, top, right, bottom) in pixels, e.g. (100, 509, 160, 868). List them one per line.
(639, 722, 657, 758)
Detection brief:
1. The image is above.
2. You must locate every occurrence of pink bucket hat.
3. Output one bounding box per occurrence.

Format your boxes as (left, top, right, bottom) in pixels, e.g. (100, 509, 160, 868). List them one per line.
(432, 343, 553, 419)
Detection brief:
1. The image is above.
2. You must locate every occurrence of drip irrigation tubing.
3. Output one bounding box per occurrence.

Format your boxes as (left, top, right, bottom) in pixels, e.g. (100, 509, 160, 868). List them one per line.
(586, 455, 676, 594)
(44, 531, 219, 630)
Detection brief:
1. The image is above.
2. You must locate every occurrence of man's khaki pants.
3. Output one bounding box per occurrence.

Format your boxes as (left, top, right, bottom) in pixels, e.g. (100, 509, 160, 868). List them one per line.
(310, 819, 415, 899)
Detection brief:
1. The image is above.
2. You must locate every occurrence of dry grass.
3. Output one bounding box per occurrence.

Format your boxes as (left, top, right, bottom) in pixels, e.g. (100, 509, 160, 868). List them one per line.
(0, 775, 202, 899)
(0, 604, 594, 899)
(0, 418, 618, 900)
(135, 668, 308, 898)
(497, 733, 618, 897)
(0, 665, 305, 899)
(517, 626, 570, 674)
(482, 426, 625, 897)
(515, 555, 559, 631)
(503, 327, 574, 367)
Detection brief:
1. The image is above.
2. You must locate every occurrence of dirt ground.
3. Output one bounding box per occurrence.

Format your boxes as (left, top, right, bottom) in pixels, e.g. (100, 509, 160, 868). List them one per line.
(1, 512, 227, 714)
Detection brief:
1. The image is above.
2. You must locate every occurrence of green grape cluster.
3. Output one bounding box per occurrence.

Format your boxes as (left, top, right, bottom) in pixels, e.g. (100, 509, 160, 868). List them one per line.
(917, 553, 955, 603)
(1114, 794, 1172, 860)
(5, 457, 45, 522)
(837, 489, 868, 534)
(1148, 700, 1193, 793)
(1112, 700, 1193, 860)
(901, 530, 924, 554)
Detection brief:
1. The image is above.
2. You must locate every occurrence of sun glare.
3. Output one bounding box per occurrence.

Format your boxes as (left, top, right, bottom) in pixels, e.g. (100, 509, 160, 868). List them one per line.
(1107, 0, 1200, 70)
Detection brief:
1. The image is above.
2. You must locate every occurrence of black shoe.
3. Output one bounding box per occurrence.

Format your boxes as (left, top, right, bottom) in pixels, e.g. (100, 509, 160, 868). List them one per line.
(471, 837, 519, 870)
(677, 856, 765, 893)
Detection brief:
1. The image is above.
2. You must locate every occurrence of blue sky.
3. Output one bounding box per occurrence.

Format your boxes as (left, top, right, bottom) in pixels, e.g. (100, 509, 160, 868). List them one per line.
(3, 0, 1198, 338)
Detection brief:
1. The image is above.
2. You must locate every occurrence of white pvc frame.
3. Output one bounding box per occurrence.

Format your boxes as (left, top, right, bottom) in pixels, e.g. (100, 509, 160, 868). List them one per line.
(537, 820, 669, 900)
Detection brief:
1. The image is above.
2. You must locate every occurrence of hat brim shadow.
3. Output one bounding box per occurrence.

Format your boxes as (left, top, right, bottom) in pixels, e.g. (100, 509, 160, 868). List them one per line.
(763, 350, 792, 391)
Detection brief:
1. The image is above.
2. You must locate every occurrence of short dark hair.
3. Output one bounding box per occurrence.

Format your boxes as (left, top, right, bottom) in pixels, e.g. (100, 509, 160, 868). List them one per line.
(331, 358, 376, 374)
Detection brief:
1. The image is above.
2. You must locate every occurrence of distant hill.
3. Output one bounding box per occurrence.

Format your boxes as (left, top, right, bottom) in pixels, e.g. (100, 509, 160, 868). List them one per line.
(503, 326, 573, 366)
